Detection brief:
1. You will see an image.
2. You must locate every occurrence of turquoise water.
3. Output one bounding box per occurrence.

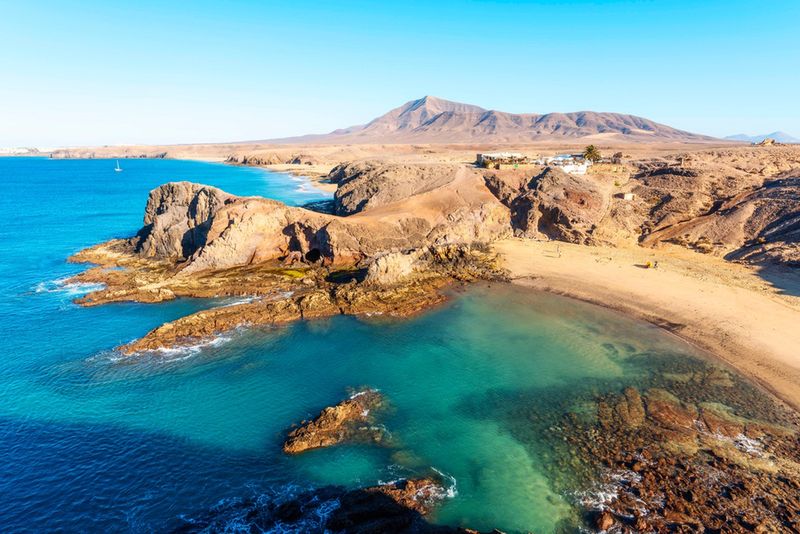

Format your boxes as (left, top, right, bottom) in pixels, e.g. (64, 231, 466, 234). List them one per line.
(0, 157, 723, 532)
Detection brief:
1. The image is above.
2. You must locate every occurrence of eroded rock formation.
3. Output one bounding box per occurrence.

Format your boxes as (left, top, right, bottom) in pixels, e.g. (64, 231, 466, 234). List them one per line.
(123, 165, 510, 276)
(483, 166, 606, 243)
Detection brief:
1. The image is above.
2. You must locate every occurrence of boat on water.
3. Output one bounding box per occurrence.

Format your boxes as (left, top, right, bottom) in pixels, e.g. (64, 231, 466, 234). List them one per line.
(114, 160, 123, 172)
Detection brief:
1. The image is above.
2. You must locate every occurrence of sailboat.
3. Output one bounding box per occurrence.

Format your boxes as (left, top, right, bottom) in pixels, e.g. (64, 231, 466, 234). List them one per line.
(114, 160, 123, 172)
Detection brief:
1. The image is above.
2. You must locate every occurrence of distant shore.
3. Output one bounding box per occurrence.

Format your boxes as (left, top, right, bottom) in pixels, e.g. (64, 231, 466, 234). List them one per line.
(495, 238, 800, 412)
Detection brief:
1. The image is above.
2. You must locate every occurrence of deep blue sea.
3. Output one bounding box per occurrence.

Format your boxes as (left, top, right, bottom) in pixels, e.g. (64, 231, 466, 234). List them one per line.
(0, 157, 740, 532)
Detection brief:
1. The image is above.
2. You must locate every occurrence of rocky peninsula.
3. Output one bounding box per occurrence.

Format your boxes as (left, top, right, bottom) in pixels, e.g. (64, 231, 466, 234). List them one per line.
(69, 147, 800, 364)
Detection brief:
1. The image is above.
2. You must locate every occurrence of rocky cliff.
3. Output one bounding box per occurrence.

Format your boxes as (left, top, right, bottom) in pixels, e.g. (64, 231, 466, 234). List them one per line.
(131, 163, 510, 274)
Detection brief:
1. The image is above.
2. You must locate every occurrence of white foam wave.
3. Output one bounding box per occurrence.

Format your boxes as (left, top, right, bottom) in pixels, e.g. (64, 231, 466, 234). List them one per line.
(431, 467, 459, 499)
(214, 296, 262, 308)
(148, 334, 234, 360)
(93, 332, 236, 367)
(35, 277, 106, 296)
(572, 467, 648, 517)
(348, 387, 379, 400)
(294, 182, 320, 195)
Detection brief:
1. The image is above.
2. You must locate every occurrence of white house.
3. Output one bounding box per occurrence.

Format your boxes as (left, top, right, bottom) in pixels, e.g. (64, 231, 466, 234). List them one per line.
(538, 154, 592, 175)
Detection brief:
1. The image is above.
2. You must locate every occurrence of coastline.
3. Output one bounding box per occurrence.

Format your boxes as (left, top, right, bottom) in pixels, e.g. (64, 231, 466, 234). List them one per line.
(23, 152, 340, 197)
(494, 238, 800, 413)
(174, 157, 339, 195)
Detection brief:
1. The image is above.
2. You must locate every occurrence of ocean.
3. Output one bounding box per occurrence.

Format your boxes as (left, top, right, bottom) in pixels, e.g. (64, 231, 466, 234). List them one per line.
(0, 157, 773, 532)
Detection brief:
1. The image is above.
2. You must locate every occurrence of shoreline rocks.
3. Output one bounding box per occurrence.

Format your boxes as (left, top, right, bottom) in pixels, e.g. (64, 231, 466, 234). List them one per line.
(69, 229, 503, 355)
(170, 477, 480, 534)
(471, 350, 800, 532)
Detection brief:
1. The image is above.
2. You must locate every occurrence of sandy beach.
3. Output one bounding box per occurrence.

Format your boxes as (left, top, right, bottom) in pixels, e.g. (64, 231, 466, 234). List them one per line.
(494, 238, 800, 411)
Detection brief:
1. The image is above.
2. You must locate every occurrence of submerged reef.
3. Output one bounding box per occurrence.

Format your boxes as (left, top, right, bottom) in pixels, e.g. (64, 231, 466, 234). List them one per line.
(466, 347, 800, 532)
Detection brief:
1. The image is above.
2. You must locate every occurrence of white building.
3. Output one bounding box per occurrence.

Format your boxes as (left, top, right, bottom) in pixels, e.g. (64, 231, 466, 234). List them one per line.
(537, 153, 592, 175)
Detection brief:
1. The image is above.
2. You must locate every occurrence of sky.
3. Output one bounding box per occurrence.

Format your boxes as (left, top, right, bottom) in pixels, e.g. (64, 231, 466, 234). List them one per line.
(1, 0, 799, 147)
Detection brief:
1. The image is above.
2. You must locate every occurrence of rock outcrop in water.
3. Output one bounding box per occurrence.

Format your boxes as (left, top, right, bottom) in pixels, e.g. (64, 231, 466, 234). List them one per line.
(283, 389, 387, 454)
(70, 238, 505, 354)
(583, 386, 800, 532)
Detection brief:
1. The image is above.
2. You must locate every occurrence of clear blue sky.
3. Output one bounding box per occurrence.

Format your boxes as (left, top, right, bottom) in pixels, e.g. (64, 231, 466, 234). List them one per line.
(2, 0, 798, 147)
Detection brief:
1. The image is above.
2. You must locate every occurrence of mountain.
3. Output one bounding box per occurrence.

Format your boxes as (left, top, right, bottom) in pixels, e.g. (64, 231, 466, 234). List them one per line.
(269, 96, 716, 144)
(724, 131, 799, 144)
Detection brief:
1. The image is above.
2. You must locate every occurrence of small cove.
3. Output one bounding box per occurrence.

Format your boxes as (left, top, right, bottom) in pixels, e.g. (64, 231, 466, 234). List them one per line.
(0, 157, 793, 533)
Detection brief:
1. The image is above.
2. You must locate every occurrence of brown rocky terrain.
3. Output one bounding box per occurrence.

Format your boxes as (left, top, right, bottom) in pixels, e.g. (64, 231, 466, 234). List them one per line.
(283, 389, 388, 454)
(329, 161, 459, 215)
(483, 166, 607, 243)
(71, 238, 500, 354)
(130, 173, 509, 271)
(67, 168, 509, 353)
(624, 147, 800, 263)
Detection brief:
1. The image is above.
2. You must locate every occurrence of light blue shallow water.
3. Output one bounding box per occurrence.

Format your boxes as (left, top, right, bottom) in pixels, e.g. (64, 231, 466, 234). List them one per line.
(0, 157, 736, 532)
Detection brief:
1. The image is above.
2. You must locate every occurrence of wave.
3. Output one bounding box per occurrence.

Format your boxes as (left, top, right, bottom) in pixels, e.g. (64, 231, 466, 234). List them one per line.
(431, 467, 459, 499)
(148, 334, 234, 361)
(294, 182, 319, 195)
(571, 467, 645, 515)
(94, 332, 237, 366)
(34, 277, 106, 297)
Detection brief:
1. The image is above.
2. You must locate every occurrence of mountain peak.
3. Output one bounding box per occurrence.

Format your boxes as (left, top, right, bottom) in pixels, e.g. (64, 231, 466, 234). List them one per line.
(400, 96, 486, 115)
(270, 97, 716, 144)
